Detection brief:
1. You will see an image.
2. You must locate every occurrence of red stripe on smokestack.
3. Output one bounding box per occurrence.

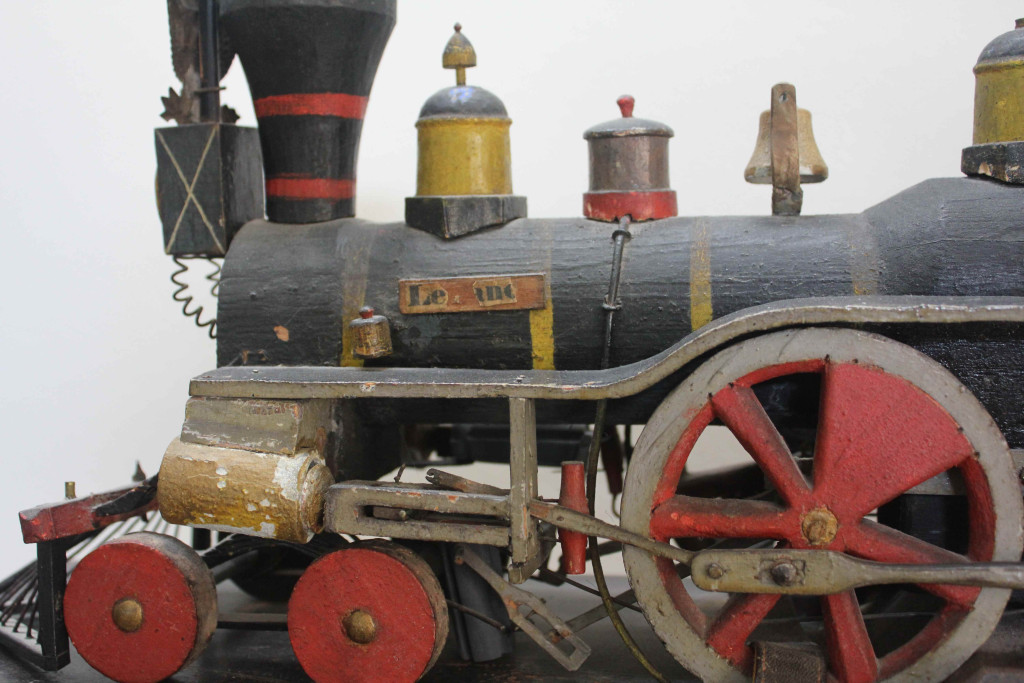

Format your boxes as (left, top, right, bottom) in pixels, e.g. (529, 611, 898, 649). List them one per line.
(266, 177, 356, 200)
(254, 93, 368, 119)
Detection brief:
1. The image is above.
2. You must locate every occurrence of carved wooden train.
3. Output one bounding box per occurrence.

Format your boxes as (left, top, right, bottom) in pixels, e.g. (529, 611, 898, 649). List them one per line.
(5, 2, 1024, 682)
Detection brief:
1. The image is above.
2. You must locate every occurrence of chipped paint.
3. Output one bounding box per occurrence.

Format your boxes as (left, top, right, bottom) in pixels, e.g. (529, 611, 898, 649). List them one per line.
(274, 325, 290, 342)
(181, 398, 332, 456)
(157, 438, 332, 543)
(272, 456, 303, 502)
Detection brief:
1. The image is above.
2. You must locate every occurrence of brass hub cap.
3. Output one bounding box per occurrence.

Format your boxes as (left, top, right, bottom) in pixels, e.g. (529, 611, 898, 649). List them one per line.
(111, 597, 144, 633)
(800, 507, 839, 546)
(343, 609, 377, 644)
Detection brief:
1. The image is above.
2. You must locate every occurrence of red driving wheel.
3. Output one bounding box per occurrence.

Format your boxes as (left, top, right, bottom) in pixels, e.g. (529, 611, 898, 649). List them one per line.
(64, 532, 217, 683)
(288, 540, 449, 683)
(621, 328, 1022, 683)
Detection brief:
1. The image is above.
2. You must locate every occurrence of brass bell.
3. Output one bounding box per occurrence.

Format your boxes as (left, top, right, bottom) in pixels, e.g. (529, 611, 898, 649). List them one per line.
(744, 84, 828, 216)
(745, 105, 828, 184)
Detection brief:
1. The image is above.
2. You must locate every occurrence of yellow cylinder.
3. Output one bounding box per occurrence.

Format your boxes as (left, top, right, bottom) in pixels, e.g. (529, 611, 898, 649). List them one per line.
(157, 438, 332, 543)
(973, 22, 1024, 144)
(974, 60, 1024, 144)
(416, 117, 513, 196)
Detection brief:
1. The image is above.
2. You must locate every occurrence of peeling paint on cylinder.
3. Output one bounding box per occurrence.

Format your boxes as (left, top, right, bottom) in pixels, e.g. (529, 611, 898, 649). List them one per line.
(157, 438, 332, 542)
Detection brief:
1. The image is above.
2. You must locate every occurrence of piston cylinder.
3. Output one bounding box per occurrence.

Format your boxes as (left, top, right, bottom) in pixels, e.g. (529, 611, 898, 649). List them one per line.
(158, 438, 333, 543)
(583, 95, 678, 222)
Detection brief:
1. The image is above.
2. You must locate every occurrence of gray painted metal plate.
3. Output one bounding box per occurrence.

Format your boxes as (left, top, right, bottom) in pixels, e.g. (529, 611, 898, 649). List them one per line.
(190, 296, 1024, 401)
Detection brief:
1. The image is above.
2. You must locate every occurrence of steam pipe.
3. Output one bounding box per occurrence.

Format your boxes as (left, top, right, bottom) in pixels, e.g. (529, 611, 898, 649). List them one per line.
(198, 0, 220, 122)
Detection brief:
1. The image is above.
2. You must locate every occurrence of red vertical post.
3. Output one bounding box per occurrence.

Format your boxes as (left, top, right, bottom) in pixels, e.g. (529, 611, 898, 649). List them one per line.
(558, 461, 588, 575)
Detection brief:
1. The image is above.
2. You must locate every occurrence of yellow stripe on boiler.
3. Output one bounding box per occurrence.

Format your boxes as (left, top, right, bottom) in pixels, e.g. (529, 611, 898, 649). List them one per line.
(690, 218, 713, 330)
(530, 305, 555, 370)
(340, 228, 378, 367)
(530, 226, 555, 370)
(848, 218, 879, 296)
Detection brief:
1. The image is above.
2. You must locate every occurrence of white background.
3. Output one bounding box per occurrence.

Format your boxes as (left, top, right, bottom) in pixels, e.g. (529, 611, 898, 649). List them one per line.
(0, 1, 1019, 576)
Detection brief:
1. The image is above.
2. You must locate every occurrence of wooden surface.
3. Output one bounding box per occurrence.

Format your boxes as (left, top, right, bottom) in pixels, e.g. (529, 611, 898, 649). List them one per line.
(0, 577, 690, 682)
(1, 577, 1023, 681)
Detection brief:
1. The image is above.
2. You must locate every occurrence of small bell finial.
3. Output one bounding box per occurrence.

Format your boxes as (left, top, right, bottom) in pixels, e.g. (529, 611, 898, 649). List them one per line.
(617, 95, 635, 118)
(443, 22, 477, 86)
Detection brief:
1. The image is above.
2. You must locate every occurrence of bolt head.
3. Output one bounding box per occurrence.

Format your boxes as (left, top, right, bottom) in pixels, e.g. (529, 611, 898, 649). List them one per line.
(705, 563, 726, 580)
(770, 561, 799, 586)
(111, 597, 144, 633)
(770, 561, 798, 589)
(343, 609, 377, 644)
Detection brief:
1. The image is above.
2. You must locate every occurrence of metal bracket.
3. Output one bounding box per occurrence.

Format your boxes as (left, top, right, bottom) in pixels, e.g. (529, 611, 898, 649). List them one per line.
(691, 548, 1024, 595)
(508, 398, 542, 583)
(770, 83, 803, 216)
(325, 481, 510, 547)
(423, 469, 695, 565)
(455, 545, 591, 672)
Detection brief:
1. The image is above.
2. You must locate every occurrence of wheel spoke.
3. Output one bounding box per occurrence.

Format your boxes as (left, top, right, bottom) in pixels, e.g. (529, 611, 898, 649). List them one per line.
(650, 496, 792, 541)
(711, 385, 812, 506)
(705, 593, 781, 670)
(814, 363, 974, 518)
(823, 590, 878, 683)
(843, 520, 980, 608)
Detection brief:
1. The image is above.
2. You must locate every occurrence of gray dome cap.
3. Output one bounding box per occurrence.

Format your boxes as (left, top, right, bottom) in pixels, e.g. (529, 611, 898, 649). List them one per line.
(419, 85, 509, 119)
(584, 95, 674, 139)
(977, 20, 1024, 65)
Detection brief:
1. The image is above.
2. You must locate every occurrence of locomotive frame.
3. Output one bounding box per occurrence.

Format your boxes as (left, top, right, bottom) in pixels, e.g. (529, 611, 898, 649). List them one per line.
(9, 296, 1024, 681)
(4, 2, 1024, 682)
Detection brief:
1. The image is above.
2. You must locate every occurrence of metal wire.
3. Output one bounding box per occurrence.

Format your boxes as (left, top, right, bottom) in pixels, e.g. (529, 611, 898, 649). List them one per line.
(0, 572, 37, 625)
(584, 215, 669, 682)
(445, 599, 511, 633)
(170, 255, 221, 338)
(536, 568, 643, 614)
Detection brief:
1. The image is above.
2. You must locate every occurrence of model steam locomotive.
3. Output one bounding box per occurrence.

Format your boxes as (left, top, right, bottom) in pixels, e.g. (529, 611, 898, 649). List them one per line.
(5, 2, 1024, 682)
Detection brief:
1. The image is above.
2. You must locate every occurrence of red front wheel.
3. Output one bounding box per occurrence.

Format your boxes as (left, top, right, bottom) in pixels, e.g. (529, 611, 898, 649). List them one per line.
(288, 540, 449, 683)
(65, 532, 217, 683)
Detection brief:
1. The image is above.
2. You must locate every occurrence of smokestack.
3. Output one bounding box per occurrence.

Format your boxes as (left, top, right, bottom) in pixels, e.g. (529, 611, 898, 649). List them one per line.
(220, 0, 397, 224)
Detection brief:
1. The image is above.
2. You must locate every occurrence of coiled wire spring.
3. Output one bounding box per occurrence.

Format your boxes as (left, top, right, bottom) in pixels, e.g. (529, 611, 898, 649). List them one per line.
(170, 256, 221, 339)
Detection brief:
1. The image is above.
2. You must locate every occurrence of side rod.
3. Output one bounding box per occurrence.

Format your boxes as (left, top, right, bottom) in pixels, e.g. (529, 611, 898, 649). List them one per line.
(691, 548, 1024, 595)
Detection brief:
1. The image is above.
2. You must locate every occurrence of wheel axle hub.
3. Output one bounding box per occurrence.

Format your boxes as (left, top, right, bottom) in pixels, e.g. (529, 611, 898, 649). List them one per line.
(801, 507, 839, 546)
(111, 597, 144, 633)
(343, 609, 378, 644)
